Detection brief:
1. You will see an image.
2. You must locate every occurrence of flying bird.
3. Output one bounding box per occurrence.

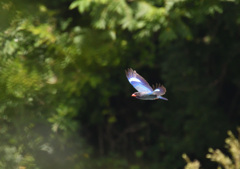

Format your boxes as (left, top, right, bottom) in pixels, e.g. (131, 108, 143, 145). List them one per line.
(125, 68, 168, 101)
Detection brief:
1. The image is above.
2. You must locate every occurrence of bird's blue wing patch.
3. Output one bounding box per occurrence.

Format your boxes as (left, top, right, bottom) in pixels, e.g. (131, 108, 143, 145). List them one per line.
(126, 68, 153, 93)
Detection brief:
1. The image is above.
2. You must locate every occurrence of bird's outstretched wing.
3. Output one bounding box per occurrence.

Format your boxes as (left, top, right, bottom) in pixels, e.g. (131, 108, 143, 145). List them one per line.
(152, 83, 166, 96)
(126, 68, 153, 93)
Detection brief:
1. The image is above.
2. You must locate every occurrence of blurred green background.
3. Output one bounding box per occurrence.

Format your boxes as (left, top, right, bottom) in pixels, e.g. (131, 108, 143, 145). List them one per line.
(1, 0, 240, 168)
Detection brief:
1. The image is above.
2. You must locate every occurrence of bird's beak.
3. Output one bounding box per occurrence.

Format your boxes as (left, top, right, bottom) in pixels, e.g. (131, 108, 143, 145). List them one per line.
(131, 94, 136, 97)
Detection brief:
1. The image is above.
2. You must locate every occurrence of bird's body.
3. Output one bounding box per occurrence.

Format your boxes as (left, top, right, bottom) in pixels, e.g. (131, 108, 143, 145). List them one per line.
(126, 68, 168, 101)
(132, 92, 157, 100)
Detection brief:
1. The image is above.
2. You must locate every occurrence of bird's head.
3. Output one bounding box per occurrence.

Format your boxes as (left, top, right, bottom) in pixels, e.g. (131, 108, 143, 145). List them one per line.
(131, 92, 143, 98)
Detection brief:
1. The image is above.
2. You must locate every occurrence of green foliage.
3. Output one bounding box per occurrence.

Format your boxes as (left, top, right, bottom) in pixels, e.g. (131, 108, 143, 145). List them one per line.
(69, 0, 193, 41)
(184, 129, 240, 169)
(0, 0, 240, 168)
(0, 3, 91, 169)
(207, 129, 240, 169)
(182, 154, 200, 169)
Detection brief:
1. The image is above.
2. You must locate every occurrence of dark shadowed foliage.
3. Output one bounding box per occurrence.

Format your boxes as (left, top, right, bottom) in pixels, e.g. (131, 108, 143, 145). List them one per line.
(0, 0, 240, 168)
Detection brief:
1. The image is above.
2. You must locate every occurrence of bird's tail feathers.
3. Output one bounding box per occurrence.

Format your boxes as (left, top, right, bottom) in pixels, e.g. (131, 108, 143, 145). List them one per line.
(158, 96, 168, 101)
